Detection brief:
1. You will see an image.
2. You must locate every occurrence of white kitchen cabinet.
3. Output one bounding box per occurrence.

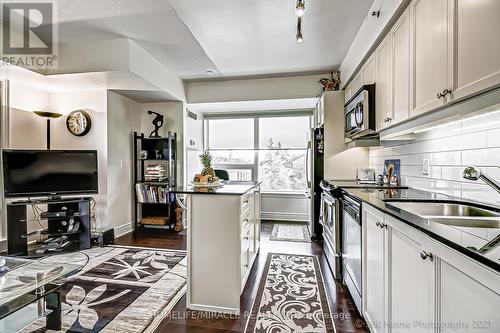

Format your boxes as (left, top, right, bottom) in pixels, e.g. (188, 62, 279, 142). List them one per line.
(385, 215, 434, 333)
(362, 204, 387, 333)
(391, 8, 410, 125)
(363, 204, 500, 332)
(452, 0, 500, 101)
(409, 0, 452, 117)
(362, 54, 376, 85)
(187, 186, 261, 314)
(429, 239, 500, 333)
(344, 83, 352, 104)
(376, 34, 393, 131)
(351, 72, 363, 96)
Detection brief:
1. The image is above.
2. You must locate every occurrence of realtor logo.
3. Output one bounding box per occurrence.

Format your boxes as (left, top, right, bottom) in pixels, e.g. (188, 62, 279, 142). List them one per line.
(0, 0, 58, 68)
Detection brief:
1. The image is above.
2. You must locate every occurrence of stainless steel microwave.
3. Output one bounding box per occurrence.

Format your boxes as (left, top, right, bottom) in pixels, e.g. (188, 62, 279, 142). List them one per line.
(344, 84, 376, 139)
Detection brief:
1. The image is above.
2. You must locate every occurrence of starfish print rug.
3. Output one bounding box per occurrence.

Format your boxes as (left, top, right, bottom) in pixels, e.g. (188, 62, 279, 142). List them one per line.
(21, 246, 186, 333)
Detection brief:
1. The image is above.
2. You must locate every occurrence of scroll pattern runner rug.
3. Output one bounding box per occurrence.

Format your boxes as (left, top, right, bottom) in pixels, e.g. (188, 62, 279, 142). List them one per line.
(245, 253, 335, 333)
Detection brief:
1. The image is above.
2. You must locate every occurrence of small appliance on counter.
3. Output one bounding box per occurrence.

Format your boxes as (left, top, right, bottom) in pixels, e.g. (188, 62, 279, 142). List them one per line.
(356, 168, 376, 183)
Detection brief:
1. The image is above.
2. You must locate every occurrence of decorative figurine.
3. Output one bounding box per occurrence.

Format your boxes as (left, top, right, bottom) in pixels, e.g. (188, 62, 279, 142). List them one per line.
(319, 71, 341, 91)
(148, 110, 164, 138)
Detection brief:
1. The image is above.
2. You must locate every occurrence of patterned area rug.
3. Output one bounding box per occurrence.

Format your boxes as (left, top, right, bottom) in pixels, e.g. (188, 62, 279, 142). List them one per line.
(21, 246, 186, 333)
(269, 224, 311, 243)
(245, 253, 335, 333)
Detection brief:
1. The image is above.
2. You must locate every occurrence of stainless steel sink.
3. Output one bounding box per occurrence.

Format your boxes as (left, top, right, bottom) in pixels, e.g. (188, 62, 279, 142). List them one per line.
(386, 201, 500, 228)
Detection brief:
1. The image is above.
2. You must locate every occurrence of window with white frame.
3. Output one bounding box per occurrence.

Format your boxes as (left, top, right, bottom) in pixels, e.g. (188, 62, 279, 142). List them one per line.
(205, 114, 310, 192)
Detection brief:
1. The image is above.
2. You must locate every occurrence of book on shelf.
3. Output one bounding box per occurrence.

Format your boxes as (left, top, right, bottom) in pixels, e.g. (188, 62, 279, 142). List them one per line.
(135, 183, 168, 203)
(144, 163, 168, 182)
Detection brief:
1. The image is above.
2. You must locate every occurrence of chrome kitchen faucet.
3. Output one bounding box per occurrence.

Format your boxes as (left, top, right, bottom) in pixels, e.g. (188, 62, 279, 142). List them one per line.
(463, 167, 500, 195)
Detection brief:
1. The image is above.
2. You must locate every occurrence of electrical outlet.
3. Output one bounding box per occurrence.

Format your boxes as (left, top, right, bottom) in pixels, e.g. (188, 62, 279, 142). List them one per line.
(422, 159, 430, 176)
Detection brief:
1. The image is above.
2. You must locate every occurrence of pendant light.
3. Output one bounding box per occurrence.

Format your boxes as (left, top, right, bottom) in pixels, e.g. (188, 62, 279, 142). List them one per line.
(296, 17, 303, 43)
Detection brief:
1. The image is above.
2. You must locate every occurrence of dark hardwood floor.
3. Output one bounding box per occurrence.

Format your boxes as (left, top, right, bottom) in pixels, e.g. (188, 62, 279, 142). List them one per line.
(115, 222, 369, 333)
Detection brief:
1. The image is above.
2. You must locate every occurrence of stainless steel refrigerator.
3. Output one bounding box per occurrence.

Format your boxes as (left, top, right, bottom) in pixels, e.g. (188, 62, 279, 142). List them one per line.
(306, 126, 324, 240)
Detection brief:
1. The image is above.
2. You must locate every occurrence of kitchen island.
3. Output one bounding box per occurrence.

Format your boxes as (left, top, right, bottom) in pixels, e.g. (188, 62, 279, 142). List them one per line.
(170, 181, 261, 314)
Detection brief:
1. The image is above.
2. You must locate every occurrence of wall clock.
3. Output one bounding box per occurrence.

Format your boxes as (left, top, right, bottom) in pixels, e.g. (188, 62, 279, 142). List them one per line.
(66, 110, 92, 137)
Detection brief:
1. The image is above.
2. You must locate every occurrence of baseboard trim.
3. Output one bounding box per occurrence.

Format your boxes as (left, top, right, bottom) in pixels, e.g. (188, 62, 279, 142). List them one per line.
(114, 222, 134, 238)
(261, 211, 308, 222)
(0, 238, 6, 253)
(187, 303, 240, 315)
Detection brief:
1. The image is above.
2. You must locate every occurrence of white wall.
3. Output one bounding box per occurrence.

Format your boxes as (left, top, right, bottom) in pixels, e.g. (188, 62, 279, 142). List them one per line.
(49, 90, 108, 226)
(184, 109, 204, 184)
(323, 91, 369, 179)
(369, 110, 500, 206)
(106, 91, 142, 234)
(141, 102, 185, 185)
(185, 74, 329, 103)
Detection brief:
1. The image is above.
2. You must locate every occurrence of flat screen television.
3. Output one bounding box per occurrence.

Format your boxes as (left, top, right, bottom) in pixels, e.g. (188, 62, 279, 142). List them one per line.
(2, 150, 98, 198)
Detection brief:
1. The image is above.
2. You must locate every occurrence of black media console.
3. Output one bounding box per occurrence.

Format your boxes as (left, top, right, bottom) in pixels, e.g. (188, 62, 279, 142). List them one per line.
(7, 197, 92, 256)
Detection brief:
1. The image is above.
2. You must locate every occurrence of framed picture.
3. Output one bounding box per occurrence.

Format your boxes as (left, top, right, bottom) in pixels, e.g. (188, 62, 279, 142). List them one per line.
(384, 159, 401, 185)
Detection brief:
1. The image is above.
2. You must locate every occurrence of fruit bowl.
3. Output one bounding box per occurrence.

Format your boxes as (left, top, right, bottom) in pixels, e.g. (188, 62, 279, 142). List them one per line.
(190, 180, 223, 188)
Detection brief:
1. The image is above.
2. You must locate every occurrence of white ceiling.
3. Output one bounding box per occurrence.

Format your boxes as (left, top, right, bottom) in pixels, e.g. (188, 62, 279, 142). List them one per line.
(171, 0, 373, 79)
(43, 0, 373, 80)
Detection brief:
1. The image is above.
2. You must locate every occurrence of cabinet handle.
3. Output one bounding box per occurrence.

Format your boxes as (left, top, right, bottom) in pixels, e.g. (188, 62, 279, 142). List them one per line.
(420, 251, 434, 261)
(375, 221, 381, 227)
(437, 89, 452, 99)
(244, 236, 249, 240)
(244, 264, 248, 268)
(384, 117, 392, 123)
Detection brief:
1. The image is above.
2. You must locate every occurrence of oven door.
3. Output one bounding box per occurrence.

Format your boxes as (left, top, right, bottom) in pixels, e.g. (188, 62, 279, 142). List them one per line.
(321, 191, 342, 279)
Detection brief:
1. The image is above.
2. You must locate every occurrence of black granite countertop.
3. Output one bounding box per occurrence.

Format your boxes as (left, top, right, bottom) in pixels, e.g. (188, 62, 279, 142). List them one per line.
(169, 181, 261, 195)
(325, 180, 500, 272)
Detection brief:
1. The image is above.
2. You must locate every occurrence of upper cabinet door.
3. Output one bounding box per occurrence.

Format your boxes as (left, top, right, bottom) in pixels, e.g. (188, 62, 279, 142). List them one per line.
(391, 8, 410, 124)
(452, 0, 500, 101)
(362, 54, 376, 85)
(344, 83, 352, 104)
(376, 34, 393, 131)
(410, 0, 452, 117)
(351, 72, 363, 96)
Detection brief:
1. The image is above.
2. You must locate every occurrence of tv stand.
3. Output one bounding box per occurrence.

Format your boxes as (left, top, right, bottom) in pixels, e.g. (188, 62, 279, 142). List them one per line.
(6, 197, 93, 256)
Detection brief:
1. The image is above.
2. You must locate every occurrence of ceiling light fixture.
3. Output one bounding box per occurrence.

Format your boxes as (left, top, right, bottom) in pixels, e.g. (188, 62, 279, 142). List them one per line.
(296, 0, 305, 17)
(296, 17, 303, 43)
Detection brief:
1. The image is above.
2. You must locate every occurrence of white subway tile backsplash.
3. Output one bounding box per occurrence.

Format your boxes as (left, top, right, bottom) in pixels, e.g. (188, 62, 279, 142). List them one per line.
(462, 148, 500, 166)
(486, 128, 500, 147)
(369, 116, 500, 205)
(441, 131, 487, 151)
(430, 151, 461, 166)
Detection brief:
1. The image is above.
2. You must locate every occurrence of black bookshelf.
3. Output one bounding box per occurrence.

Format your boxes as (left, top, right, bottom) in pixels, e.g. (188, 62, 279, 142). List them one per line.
(133, 131, 177, 229)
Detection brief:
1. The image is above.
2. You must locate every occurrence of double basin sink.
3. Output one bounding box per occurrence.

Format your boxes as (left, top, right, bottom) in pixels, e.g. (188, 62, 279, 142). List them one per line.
(385, 200, 500, 254)
(385, 201, 500, 229)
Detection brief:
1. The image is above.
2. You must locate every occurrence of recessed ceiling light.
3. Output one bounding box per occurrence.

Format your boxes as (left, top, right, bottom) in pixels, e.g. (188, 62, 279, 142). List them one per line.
(205, 70, 216, 75)
(296, 0, 305, 17)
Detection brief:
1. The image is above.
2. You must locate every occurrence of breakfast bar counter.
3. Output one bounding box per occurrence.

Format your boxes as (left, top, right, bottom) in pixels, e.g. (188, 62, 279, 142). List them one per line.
(171, 181, 261, 314)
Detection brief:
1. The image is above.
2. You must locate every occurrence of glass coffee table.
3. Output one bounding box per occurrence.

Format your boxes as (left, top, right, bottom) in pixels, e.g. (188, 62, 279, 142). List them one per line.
(0, 255, 84, 332)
